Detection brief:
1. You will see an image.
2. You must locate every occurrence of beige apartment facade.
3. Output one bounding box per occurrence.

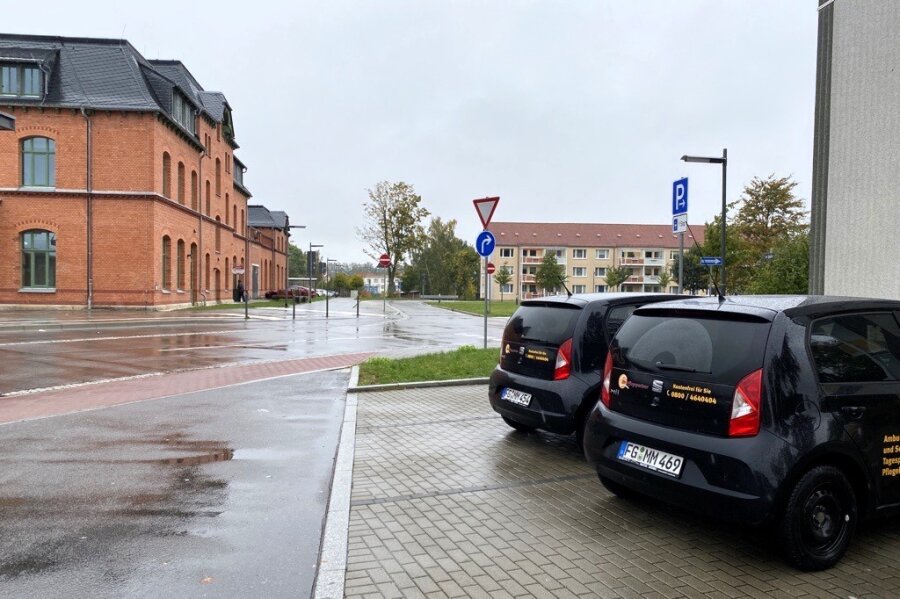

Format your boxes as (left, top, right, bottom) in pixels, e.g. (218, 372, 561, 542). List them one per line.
(484, 222, 706, 300)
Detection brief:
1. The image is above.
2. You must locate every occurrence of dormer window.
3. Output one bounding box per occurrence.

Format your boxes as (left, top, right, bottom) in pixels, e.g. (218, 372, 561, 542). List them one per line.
(1, 64, 42, 98)
(172, 91, 196, 135)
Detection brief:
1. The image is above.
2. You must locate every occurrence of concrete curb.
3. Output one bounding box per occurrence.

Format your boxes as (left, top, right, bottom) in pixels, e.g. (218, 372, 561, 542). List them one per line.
(0, 315, 247, 333)
(313, 365, 360, 599)
(349, 376, 490, 393)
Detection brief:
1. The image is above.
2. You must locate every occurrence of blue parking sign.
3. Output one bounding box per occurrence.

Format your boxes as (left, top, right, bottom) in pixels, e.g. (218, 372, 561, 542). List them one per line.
(672, 178, 688, 215)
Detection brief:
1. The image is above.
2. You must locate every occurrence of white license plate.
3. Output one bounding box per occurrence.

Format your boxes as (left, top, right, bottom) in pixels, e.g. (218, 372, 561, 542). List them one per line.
(501, 387, 532, 407)
(617, 441, 684, 478)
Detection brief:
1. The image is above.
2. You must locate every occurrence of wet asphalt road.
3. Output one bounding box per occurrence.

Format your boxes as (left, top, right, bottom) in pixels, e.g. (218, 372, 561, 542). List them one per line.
(0, 300, 506, 395)
(0, 369, 347, 599)
(0, 301, 507, 598)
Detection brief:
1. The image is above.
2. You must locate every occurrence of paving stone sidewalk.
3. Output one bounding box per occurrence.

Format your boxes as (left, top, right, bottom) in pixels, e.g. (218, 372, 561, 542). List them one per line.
(345, 385, 900, 598)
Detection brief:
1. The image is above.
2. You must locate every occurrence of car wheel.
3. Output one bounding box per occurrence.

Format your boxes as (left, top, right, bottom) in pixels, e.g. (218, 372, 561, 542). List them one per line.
(779, 465, 857, 571)
(501, 416, 535, 433)
(598, 474, 639, 500)
(575, 402, 597, 453)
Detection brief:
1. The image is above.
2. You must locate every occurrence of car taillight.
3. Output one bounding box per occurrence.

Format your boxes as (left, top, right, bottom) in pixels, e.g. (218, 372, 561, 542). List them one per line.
(600, 352, 613, 408)
(729, 368, 763, 437)
(553, 338, 573, 380)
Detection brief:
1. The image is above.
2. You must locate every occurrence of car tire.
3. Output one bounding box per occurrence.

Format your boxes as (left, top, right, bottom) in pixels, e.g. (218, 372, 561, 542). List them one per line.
(575, 402, 597, 454)
(501, 416, 535, 433)
(598, 474, 639, 500)
(778, 465, 857, 571)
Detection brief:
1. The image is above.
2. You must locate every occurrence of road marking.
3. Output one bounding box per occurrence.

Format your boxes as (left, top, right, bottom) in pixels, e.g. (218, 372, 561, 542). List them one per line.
(0, 329, 239, 348)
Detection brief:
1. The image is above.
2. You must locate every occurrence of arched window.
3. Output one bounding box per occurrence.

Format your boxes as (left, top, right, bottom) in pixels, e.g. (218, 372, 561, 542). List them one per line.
(177, 163, 185, 204)
(241, 209, 245, 234)
(162, 152, 171, 197)
(162, 235, 172, 290)
(205, 181, 211, 215)
(225, 257, 229, 288)
(225, 193, 230, 225)
(21, 229, 56, 288)
(233, 205, 237, 230)
(177, 239, 185, 290)
(205, 253, 211, 290)
(215, 216, 221, 251)
(21, 137, 56, 187)
(215, 158, 221, 196)
(191, 171, 198, 210)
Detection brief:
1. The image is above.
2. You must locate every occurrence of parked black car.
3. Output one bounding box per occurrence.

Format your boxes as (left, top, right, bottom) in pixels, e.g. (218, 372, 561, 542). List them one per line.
(489, 293, 680, 445)
(583, 295, 900, 571)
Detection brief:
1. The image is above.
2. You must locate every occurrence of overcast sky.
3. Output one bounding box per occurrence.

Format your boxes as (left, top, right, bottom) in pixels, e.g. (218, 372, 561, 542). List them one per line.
(5, 1, 818, 264)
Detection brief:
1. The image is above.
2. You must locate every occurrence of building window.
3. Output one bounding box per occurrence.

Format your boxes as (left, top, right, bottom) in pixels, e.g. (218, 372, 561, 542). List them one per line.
(669, 250, 679, 261)
(572, 285, 586, 294)
(215, 158, 221, 196)
(594, 267, 607, 277)
(500, 248, 514, 258)
(176, 239, 185, 290)
(595, 249, 609, 260)
(241, 209, 245, 233)
(215, 216, 221, 251)
(177, 163, 185, 204)
(21, 137, 56, 187)
(205, 181, 211, 214)
(162, 236, 171, 290)
(225, 193, 230, 225)
(233, 159, 244, 186)
(233, 205, 237, 230)
(573, 249, 586, 259)
(645, 250, 662, 259)
(595, 285, 607, 293)
(572, 267, 587, 277)
(191, 171, 198, 210)
(523, 249, 538, 258)
(21, 230, 56, 288)
(1, 64, 42, 97)
(162, 153, 171, 197)
(172, 92, 196, 135)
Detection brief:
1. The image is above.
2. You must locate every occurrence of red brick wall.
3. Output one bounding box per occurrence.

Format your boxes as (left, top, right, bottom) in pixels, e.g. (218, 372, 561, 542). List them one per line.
(0, 106, 268, 308)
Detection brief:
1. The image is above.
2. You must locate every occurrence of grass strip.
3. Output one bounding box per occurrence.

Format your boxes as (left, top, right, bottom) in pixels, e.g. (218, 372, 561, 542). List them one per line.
(426, 300, 518, 318)
(358, 345, 499, 385)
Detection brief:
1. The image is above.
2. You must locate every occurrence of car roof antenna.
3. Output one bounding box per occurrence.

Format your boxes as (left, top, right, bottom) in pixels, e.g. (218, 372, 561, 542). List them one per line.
(685, 223, 725, 303)
(563, 282, 573, 298)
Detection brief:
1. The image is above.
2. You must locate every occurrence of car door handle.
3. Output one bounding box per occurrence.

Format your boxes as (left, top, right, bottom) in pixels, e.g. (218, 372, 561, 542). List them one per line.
(840, 406, 866, 420)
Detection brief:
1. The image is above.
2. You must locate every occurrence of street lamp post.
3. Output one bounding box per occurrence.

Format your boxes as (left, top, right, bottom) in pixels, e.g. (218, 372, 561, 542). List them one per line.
(681, 148, 728, 295)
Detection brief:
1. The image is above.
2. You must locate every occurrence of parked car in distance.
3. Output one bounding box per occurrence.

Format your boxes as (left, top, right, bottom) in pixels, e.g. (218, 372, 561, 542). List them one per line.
(265, 286, 314, 300)
(583, 295, 900, 571)
(489, 293, 682, 446)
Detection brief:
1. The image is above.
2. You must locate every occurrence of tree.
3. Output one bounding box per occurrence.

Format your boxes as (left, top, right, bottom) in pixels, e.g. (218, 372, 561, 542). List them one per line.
(699, 214, 750, 294)
(748, 231, 809, 294)
(402, 217, 480, 300)
(332, 272, 351, 294)
(288, 243, 306, 278)
(657, 267, 672, 293)
(349, 274, 365, 291)
(732, 175, 807, 260)
(356, 181, 429, 295)
(603, 265, 631, 292)
(535, 252, 566, 295)
(493, 263, 513, 301)
(680, 246, 709, 295)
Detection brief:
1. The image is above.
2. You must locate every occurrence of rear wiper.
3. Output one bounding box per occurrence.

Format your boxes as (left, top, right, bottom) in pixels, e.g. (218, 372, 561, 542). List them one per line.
(655, 362, 697, 372)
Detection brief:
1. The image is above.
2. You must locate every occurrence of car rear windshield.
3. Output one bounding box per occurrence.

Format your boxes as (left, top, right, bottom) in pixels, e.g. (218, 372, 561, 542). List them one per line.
(613, 313, 771, 383)
(504, 304, 581, 347)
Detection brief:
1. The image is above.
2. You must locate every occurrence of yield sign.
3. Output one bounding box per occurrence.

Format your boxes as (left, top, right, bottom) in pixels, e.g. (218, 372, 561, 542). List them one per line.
(473, 196, 500, 229)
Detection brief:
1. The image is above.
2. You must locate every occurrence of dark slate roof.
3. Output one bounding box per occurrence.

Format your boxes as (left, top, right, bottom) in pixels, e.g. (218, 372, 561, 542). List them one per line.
(269, 211, 288, 229)
(248, 205, 277, 228)
(0, 34, 234, 131)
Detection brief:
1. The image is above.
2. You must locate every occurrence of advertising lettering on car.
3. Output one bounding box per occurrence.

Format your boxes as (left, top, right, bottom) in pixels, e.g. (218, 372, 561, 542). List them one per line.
(666, 383, 717, 405)
(883, 434, 900, 477)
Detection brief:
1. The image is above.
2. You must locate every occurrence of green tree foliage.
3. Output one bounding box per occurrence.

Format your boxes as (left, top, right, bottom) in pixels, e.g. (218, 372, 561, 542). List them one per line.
(332, 272, 351, 294)
(402, 217, 480, 299)
(493, 263, 513, 301)
(349, 274, 365, 291)
(748, 231, 809, 294)
(356, 181, 430, 295)
(732, 175, 807, 259)
(680, 246, 709, 295)
(535, 252, 567, 294)
(603, 265, 631, 292)
(699, 215, 750, 293)
(656, 267, 672, 292)
(288, 243, 306, 277)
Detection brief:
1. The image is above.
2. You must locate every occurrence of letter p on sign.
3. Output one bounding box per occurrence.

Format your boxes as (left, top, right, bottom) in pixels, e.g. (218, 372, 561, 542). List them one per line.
(672, 177, 688, 215)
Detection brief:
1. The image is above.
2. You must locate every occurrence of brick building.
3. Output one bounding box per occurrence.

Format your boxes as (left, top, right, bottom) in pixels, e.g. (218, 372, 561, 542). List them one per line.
(484, 222, 706, 300)
(0, 34, 288, 308)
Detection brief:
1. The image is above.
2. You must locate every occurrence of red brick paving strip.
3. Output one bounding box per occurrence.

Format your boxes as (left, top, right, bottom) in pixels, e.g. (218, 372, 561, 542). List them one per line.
(0, 352, 374, 425)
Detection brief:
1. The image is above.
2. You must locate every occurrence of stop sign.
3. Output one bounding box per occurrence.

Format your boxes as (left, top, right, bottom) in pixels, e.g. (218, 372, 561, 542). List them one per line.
(486, 262, 495, 275)
(378, 253, 390, 268)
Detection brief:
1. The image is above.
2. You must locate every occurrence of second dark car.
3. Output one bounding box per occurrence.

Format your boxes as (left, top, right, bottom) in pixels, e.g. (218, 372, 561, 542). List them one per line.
(489, 292, 679, 445)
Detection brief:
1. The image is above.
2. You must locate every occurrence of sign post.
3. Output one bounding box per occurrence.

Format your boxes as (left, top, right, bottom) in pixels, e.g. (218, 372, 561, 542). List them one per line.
(378, 253, 390, 313)
(474, 197, 500, 349)
(672, 178, 688, 294)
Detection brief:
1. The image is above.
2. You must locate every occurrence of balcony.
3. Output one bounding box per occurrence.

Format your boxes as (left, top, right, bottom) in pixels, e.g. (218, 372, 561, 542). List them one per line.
(620, 258, 644, 265)
(644, 258, 665, 266)
(626, 275, 643, 283)
(522, 256, 542, 264)
(520, 274, 536, 283)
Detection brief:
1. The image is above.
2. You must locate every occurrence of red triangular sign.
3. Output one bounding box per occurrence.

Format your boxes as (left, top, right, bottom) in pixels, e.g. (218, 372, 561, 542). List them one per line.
(473, 196, 500, 229)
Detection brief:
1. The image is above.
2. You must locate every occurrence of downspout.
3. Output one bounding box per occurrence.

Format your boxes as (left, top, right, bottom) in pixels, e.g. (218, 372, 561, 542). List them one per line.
(81, 107, 93, 310)
(197, 109, 204, 305)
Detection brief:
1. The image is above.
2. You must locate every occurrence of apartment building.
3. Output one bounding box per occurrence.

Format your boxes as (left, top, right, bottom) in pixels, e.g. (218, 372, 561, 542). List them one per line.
(0, 34, 288, 308)
(485, 222, 706, 300)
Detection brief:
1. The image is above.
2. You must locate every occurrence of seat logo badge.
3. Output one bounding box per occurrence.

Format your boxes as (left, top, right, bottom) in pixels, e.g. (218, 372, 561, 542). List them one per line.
(652, 380, 664, 393)
(505, 344, 511, 354)
(618, 374, 629, 390)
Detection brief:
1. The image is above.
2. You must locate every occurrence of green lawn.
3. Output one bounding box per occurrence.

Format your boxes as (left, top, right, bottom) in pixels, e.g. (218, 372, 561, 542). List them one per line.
(357, 345, 499, 386)
(426, 300, 518, 318)
(180, 299, 312, 311)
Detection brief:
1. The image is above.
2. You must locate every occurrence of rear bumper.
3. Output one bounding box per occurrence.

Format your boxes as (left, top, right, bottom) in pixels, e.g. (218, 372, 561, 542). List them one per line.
(583, 403, 788, 525)
(488, 367, 593, 435)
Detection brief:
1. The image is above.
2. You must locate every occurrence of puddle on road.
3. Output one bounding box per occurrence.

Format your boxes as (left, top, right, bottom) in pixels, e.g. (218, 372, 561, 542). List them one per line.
(152, 448, 233, 466)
